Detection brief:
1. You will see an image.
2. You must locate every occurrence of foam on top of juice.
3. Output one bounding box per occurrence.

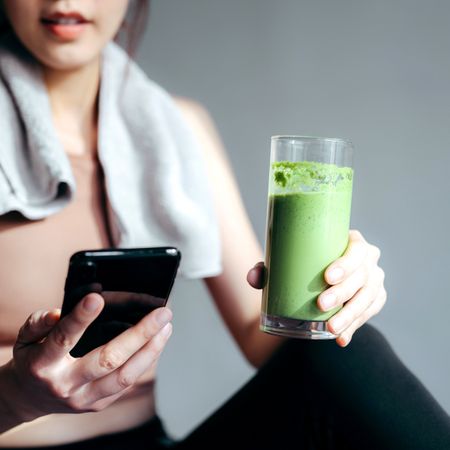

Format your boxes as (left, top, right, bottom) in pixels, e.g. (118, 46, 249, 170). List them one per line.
(271, 161, 353, 194)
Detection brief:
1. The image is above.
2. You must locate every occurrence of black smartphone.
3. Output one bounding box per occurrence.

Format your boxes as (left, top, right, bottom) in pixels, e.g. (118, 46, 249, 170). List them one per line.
(61, 247, 181, 357)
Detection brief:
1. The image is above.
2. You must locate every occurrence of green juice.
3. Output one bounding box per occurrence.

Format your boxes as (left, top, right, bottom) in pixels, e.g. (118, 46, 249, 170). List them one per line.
(262, 161, 353, 321)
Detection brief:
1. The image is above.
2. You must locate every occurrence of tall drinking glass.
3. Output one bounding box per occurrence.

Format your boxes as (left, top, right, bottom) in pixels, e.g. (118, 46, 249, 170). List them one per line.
(261, 136, 354, 339)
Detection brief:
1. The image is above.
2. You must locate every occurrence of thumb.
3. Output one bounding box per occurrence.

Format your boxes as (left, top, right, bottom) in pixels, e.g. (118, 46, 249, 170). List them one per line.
(246, 262, 266, 289)
(15, 309, 61, 348)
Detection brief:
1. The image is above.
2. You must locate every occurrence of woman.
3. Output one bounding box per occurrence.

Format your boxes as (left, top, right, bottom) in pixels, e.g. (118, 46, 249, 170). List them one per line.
(0, 1, 448, 449)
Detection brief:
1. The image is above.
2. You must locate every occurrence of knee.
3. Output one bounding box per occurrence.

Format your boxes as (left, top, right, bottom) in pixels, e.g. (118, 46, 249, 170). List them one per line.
(351, 323, 390, 350)
(273, 323, 391, 364)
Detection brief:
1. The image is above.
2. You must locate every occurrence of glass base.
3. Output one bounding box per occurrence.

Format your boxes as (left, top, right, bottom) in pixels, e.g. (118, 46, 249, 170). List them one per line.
(260, 312, 336, 340)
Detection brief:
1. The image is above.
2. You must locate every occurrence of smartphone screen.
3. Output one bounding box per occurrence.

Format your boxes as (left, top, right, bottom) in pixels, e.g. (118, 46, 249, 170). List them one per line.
(61, 247, 181, 357)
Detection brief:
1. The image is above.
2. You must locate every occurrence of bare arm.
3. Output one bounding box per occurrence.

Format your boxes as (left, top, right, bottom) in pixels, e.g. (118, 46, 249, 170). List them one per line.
(175, 98, 387, 368)
(175, 98, 284, 367)
(0, 363, 25, 433)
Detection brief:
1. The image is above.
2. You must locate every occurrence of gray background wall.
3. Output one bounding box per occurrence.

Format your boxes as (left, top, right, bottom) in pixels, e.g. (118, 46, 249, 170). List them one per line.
(135, 0, 450, 439)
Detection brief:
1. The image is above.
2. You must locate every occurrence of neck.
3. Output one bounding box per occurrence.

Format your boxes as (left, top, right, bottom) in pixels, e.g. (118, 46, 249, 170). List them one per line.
(43, 58, 101, 131)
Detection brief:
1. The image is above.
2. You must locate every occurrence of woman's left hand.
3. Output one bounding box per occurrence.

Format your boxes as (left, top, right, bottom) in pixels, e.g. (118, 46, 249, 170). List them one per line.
(247, 229, 386, 347)
(317, 229, 386, 347)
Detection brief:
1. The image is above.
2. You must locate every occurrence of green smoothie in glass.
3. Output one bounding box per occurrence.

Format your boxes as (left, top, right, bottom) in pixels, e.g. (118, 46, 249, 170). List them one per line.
(261, 136, 354, 339)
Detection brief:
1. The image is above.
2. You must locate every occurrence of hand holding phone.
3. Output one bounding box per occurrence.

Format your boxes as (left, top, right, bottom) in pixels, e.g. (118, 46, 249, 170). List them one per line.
(4, 247, 179, 423)
(7, 289, 174, 423)
(61, 247, 181, 357)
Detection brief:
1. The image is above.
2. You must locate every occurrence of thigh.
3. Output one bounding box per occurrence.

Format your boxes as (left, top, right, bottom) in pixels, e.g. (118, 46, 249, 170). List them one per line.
(175, 325, 450, 450)
(176, 337, 354, 449)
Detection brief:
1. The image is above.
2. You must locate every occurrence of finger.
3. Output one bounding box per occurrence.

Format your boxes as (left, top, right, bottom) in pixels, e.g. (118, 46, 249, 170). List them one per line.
(246, 262, 265, 289)
(324, 230, 368, 285)
(40, 293, 104, 363)
(88, 387, 133, 413)
(82, 322, 172, 403)
(75, 307, 172, 383)
(335, 288, 387, 347)
(15, 309, 61, 348)
(327, 280, 380, 336)
(327, 266, 385, 334)
(318, 265, 368, 311)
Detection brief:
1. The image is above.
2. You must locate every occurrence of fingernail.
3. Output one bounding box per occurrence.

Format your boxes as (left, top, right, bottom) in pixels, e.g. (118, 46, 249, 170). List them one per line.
(330, 316, 344, 334)
(160, 322, 173, 337)
(84, 295, 100, 312)
(328, 267, 344, 283)
(320, 293, 336, 310)
(155, 308, 172, 326)
(44, 311, 59, 326)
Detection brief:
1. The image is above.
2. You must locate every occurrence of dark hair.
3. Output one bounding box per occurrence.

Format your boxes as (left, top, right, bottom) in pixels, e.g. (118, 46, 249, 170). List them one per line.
(0, 0, 150, 56)
(116, 0, 150, 56)
(0, 3, 8, 35)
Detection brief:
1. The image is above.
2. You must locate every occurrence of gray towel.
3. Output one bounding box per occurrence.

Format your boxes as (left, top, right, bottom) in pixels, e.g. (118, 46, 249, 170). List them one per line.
(0, 35, 221, 278)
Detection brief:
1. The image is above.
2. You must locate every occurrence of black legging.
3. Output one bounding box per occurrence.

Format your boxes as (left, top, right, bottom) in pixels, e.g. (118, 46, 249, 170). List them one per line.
(178, 324, 450, 449)
(3, 325, 450, 450)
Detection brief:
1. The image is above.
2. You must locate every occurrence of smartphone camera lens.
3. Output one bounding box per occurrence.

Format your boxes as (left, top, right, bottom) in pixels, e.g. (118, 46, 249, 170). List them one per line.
(79, 261, 97, 283)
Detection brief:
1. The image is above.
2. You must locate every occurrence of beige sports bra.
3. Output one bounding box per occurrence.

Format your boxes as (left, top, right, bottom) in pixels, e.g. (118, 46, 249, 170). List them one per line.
(0, 152, 112, 343)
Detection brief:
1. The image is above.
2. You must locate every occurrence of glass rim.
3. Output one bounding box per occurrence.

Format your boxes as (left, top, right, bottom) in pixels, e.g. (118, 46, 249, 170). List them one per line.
(271, 135, 353, 147)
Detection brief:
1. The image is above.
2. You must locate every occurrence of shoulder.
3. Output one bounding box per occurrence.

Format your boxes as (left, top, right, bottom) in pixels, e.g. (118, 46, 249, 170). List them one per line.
(172, 96, 226, 163)
(173, 96, 215, 131)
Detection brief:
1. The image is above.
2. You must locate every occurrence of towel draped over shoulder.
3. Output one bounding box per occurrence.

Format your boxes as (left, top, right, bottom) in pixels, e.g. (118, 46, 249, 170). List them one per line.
(0, 36, 222, 279)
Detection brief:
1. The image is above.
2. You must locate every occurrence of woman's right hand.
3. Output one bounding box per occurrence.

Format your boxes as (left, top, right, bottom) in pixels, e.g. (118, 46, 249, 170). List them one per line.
(4, 293, 172, 423)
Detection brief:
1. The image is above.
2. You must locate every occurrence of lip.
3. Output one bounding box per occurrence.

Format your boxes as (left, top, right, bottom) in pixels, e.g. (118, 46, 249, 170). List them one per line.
(40, 12, 92, 41)
(41, 11, 90, 24)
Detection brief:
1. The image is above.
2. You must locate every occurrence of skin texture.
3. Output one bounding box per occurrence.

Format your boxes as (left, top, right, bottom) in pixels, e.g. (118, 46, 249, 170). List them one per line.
(0, 0, 386, 445)
(2, 0, 129, 71)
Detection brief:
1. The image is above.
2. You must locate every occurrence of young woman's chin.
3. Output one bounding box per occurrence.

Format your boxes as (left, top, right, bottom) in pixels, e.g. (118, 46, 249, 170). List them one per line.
(28, 40, 105, 72)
